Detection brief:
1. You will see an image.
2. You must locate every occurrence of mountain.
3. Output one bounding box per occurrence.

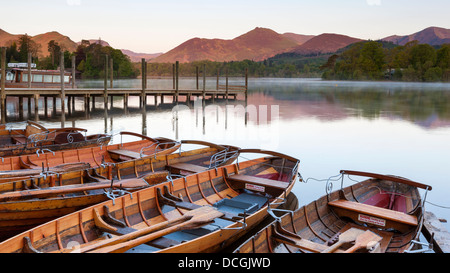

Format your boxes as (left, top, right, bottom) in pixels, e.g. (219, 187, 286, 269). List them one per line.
(0, 29, 161, 62)
(0, 30, 78, 58)
(289, 33, 363, 55)
(32, 31, 78, 56)
(0, 28, 20, 46)
(120, 49, 162, 62)
(382, 26, 450, 46)
(282, 33, 315, 45)
(151, 27, 299, 63)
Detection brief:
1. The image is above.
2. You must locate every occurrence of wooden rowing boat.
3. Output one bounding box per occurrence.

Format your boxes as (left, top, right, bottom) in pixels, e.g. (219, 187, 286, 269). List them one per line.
(0, 131, 179, 181)
(0, 149, 300, 253)
(0, 140, 239, 240)
(0, 120, 111, 157)
(233, 170, 432, 253)
(0, 139, 238, 184)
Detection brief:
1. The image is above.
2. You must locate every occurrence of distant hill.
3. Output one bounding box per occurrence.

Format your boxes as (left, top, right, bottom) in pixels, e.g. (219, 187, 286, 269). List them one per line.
(382, 26, 450, 46)
(0, 29, 161, 62)
(152, 29, 365, 63)
(33, 31, 78, 56)
(0, 28, 20, 46)
(281, 32, 315, 45)
(0, 30, 78, 58)
(151, 27, 299, 63)
(120, 49, 162, 62)
(289, 33, 363, 55)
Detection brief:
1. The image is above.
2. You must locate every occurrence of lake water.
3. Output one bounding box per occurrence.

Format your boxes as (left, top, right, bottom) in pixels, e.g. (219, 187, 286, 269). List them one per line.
(6, 77, 450, 232)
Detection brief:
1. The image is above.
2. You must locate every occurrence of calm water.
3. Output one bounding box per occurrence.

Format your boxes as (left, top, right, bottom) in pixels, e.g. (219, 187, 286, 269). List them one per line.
(6, 77, 450, 231)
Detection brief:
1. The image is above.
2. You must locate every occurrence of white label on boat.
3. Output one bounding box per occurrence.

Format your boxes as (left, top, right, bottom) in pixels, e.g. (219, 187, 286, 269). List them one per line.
(245, 183, 265, 192)
(358, 214, 386, 227)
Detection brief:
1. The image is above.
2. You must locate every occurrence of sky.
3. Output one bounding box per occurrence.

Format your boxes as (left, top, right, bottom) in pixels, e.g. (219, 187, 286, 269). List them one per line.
(1, 0, 450, 54)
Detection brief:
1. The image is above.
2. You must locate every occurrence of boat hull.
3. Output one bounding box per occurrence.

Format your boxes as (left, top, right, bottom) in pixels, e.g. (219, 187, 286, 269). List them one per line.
(0, 133, 180, 181)
(233, 171, 430, 254)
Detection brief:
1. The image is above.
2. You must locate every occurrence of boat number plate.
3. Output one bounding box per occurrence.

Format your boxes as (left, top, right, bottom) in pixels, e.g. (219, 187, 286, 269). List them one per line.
(358, 214, 386, 227)
(245, 183, 265, 193)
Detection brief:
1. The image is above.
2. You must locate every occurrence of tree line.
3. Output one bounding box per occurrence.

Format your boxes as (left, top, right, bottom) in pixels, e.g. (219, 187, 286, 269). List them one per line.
(321, 40, 450, 82)
(146, 57, 323, 78)
(3, 34, 139, 78)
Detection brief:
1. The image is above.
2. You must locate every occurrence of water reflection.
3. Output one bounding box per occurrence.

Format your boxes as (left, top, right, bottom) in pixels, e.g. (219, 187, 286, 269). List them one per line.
(248, 78, 450, 127)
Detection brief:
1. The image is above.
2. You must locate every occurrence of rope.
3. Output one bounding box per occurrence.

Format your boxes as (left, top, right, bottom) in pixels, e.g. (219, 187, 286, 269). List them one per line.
(425, 201, 450, 210)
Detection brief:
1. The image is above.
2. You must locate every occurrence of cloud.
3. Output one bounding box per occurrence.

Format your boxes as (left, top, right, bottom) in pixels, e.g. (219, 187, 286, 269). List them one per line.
(367, 0, 381, 5)
(67, 0, 81, 6)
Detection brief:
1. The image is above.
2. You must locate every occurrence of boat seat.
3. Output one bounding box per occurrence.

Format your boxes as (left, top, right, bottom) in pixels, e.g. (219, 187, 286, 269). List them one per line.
(167, 163, 207, 174)
(11, 136, 27, 144)
(328, 199, 418, 227)
(108, 149, 142, 160)
(226, 174, 290, 193)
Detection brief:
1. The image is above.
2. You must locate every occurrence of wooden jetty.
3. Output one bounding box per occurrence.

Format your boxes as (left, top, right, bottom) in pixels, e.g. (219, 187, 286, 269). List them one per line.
(0, 49, 248, 124)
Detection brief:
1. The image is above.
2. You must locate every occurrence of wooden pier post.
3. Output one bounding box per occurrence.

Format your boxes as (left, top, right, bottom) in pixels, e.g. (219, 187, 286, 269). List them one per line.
(60, 52, 65, 127)
(67, 95, 71, 113)
(141, 58, 146, 108)
(19, 97, 23, 119)
(110, 58, 113, 89)
(245, 68, 248, 102)
(84, 94, 89, 113)
(27, 53, 32, 88)
(226, 68, 229, 100)
(175, 61, 179, 103)
(34, 93, 39, 120)
(53, 96, 57, 116)
(27, 97, 31, 117)
(1, 47, 6, 123)
(71, 55, 76, 89)
(196, 66, 199, 90)
(43, 96, 48, 118)
(202, 63, 206, 101)
(172, 64, 175, 89)
(104, 55, 108, 110)
(216, 69, 219, 90)
(124, 93, 128, 113)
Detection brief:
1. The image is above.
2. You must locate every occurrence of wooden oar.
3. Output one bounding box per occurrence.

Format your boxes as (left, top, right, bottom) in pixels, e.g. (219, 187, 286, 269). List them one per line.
(344, 230, 382, 253)
(88, 206, 224, 253)
(321, 228, 365, 253)
(0, 178, 148, 201)
(55, 208, 213, 253)
(0, 162, 90, 178)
